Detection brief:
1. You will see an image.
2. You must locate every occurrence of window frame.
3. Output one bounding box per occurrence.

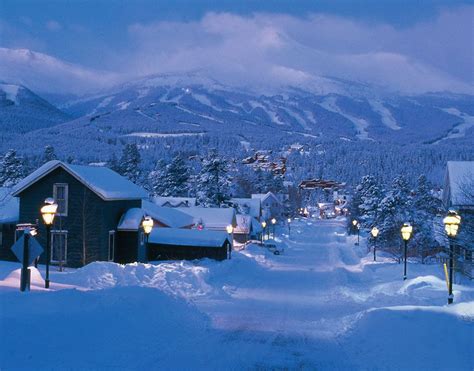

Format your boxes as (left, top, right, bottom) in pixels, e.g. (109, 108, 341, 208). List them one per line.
(51, 230, 68, 264)
(53, 183, 69, 217)
(108, 230, 115, 262)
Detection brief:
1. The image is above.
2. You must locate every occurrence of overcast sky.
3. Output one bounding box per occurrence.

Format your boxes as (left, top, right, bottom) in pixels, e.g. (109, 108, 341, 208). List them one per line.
(1, 0, 473, 95)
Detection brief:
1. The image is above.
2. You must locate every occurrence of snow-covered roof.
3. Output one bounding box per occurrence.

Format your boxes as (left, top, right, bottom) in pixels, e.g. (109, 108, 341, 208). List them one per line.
(251, 192, 281, 204)
(0, 187, 19, 224)
(142, 200, 194, 228)
(231, 198, 261, 218)
(12, 160, 147, 201)
(149, 228, 230, 248)
(176, 207, 237, 230)
(154, 196, 196, 208)
(443, 161, 474, 207)
(117, 201, 194, 230)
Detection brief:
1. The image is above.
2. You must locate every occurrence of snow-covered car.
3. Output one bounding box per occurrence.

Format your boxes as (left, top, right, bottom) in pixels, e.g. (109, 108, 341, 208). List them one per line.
(263, 241, 286, 255)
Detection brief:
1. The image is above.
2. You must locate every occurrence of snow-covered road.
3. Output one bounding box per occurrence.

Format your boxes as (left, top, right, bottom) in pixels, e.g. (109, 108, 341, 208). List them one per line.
(1, 218, 473, 370)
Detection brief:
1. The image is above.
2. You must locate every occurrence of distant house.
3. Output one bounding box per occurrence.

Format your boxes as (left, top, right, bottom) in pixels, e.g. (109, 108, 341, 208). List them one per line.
(154, 196, 197, 208)
(233, 214, 263, 244)
(11, 161, 147, 267)
(441, 161, 474, 279)
(251, 192, 282, 221)
(230, 197, 262, 219)
(0, 188, 19, 262)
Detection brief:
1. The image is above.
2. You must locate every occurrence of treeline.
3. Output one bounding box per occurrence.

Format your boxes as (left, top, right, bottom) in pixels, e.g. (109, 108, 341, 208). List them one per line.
(349, 174, 443, 262)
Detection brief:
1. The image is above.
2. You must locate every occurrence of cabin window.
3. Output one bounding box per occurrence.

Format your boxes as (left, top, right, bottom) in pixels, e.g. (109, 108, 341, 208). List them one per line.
(53, 183, 69, 216)
(108, 231, 115, 261)
(51, 231, 67, 264)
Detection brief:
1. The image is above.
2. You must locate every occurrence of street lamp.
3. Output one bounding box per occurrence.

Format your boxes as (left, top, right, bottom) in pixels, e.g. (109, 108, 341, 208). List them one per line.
(400, 223, 413, 280)
(287, 217, 291, 237)
(371, 226, 379, 262)
(352, 219, 360, 245)
(443, 210, 461, 304)
(41, 198, 58, 289)
(226, 225, 234, 234)
(271, 218, 277, 239)
(142, 216, 154, 261)
(261, 221, 267, 242)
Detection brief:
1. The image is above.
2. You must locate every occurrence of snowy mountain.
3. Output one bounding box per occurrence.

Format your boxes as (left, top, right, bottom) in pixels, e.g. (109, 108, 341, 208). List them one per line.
(58, 72, 474, 146)
(0, 82, 70, 135)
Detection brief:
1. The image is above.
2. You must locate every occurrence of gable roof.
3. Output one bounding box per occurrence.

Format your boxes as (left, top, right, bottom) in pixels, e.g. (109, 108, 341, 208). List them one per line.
(176, 207, 237, 229)
(149, 228, 230, 248)
(153, 196, 196, 207)
(117, 200, 194, 230)
(251, 192, 281, 204)
(12, 161, 147, 201)
(0, 187, 19, 224)
(444, 161, 474, 207)
(230, 197, 261, 218)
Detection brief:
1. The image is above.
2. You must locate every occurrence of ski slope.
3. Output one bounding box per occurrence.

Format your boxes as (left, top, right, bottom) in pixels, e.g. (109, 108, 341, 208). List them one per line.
(0, 219, 472, 369)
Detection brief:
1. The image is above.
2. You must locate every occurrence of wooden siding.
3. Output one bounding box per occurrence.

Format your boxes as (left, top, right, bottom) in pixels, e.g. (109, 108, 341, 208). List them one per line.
(0, 223, 17, 262)
(147, 241, 229, 261)
(16, 167, 141, 267)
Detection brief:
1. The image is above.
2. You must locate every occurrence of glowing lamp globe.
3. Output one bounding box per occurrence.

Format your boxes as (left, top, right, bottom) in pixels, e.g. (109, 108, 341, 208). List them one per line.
(271, 218, 277, 225)
(352, 219, 358, 227)
(261, 221, 267, 228)
(401, 223, 413, 241)
(287, 218, 291, 223)
(41, 198, 58, 226)
(443, 210, 461, 238)
(371, 227, 379, 238)
(226, 225, 234, 234)
(142, 216, 154, 235)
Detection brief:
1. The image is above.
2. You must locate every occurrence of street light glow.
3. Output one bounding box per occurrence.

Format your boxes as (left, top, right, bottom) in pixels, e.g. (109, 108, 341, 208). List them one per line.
(142, 216, 154, 235)
(443, 210, 461, 237)
(352, 219, 358, 226)
(271, 218, 277, 225)
(41, 198, 58, 226)
(226, 225, 234, 234)
(401, 223, 413, 241)
(371, 227, 379, 238)
(261, 221, 267, 228)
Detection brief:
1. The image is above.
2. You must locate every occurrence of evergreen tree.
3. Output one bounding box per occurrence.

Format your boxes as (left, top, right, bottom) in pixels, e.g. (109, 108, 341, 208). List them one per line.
(356, 175, 383, 228)
(196, 150, 232, 207)
(0, 149, 24, 187)
(42, 145, 57, 163)
(148, 159, 167, 195)
(118, 144, 141, 183)
(160, 155, 190, 197)
(411, 175, 441, 261)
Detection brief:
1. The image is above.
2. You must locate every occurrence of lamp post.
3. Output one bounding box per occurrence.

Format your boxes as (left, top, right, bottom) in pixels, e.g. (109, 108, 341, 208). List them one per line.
(401, 223, 413, 280)
(41, 198, 58, 289)
(371, 226, 379, 262)
(142, 216, 154, 261)
(226, 225, 234, 259)
(261, 221, 267, 242)
(443, 210, 461, 304)
(352, 219, 360, 245)
(271, 218, 277, 239)
(287, 217, 291, 237)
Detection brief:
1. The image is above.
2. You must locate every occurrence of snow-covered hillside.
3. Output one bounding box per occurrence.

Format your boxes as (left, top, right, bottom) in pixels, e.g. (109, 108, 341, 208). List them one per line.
(0, 82, 70, 135)
(1, 219, 472, 369)
(53, 72, 474, 146)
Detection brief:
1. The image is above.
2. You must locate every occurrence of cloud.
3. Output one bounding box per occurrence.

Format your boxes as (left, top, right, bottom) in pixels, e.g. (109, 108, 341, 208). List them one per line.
(121, 8, 473, 94)
(0, 48, 119, 95)
(46, 20, 62, 32)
